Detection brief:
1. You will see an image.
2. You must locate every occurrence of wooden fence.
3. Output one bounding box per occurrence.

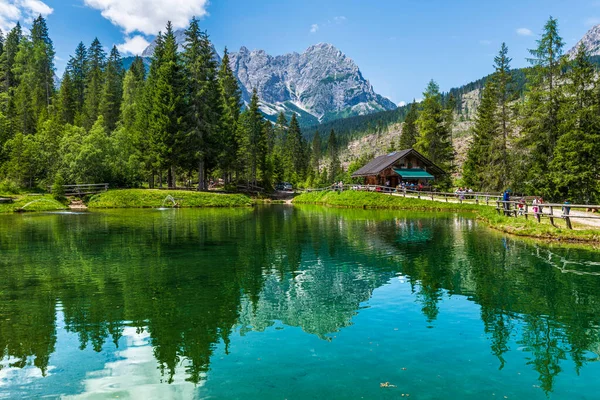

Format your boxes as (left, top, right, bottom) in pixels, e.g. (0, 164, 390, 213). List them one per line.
(49, 183, 109, 197)
(495, 200, 600, 230)
(303, 185, 600, 230)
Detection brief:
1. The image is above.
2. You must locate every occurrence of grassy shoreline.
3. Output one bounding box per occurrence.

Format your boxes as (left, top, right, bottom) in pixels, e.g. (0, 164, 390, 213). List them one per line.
(293, 190, 600, 244)
(0, 194, 68, 213)
(87, 189, 252, 209)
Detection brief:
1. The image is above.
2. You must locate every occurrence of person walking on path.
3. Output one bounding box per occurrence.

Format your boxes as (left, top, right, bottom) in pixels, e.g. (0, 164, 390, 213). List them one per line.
(502, 190, 511, 212)
(562, 200, 571, 216)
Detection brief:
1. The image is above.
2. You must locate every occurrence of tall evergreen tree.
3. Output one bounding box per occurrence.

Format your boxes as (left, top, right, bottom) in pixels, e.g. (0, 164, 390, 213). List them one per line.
(30, 15, 55, 119)
(237, 88, 265, 186)
(99, 46, 124, 132)
(493, 43, 513, 189)
(550, 44, 600, 203)
(66, 42, 87, 118)
(0, 23, 22, 94)
(217, 48, 242, 182)
(310, 129, 322, 173)
(399, 100, 418, 149)
(83, 38, 106, 128)
(120, 58, 145, 131)
(58, 71, 77, 124)
(286, 114, 306, 183)
(518, 16, 565, 195)
(182, 18, 221, 190)
(415, 80, 454, 177)
(326, 129, 340, 183)
(462, 80, 498, 190)
(12, 37, 35, 135)
(147, 22, 186, 188)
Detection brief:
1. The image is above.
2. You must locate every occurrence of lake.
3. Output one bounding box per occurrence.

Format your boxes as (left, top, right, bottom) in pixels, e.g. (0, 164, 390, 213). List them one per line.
(1, 206, 600, 399)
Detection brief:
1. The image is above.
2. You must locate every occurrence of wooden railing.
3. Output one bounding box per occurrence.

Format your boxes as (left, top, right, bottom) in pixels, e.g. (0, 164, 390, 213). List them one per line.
(495, 200, 600, 230)
(302, 185, 600, 230)
(49, 183, 109, 197)
(305, 184, 503, 204)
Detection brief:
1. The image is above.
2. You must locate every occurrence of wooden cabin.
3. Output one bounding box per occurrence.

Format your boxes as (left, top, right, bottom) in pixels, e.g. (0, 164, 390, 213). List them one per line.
(351, 149, 446, 187)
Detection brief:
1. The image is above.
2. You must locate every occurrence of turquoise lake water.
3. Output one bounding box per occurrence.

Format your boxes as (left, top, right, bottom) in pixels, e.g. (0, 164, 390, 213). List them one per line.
(1, 205, 600, 399)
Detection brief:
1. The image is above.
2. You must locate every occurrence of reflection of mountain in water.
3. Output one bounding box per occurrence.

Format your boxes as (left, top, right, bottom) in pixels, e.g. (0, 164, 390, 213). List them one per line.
(1, 207, 600, 395)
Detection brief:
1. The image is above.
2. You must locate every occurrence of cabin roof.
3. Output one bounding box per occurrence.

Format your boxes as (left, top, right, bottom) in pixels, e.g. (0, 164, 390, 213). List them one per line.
(351, 149, 446, 177)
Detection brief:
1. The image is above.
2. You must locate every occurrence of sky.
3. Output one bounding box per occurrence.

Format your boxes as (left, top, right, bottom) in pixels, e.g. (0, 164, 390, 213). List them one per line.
(1, 0, 599, 105)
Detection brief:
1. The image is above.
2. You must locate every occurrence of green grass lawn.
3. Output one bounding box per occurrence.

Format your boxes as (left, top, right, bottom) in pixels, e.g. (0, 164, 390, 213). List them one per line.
(87, 189, 252, 209)
(293, 190, 600, 243)
(0, 194, 68, 213)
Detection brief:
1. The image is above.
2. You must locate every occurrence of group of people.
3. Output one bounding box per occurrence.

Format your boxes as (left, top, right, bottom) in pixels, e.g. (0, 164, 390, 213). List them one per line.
(395, 181, 424, 191)
(511, 194, 571, 216)
(456, 187, 474, 201)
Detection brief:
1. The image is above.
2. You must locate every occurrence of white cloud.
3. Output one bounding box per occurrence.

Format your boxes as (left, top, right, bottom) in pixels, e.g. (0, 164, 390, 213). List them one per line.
(117, 35, 151, 55)
(398, 101, 407, 107)
(516, 27, 533, 36)
(333, 16, 347, 23)
(0, 0, 53, 32)
(479, 39, 492, 45)
(83, 0, 209, 35)
(310, 24, 319, 34)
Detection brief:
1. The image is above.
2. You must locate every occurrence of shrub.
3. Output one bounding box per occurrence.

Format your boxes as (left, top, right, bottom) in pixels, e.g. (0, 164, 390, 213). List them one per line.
(52, 174, 66, 200)
(0, 180, 20, 195)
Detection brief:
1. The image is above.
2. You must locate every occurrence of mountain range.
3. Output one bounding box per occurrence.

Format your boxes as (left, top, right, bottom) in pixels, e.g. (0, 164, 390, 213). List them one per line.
(133, 31, 397, 126)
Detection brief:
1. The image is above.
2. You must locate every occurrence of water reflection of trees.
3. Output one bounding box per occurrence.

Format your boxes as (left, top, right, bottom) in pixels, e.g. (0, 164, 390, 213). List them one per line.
(391, 215, 600, 393)
(1, 208, 600, 393)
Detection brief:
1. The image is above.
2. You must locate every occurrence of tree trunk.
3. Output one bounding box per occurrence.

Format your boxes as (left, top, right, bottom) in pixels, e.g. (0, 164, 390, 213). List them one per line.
(168, 166, 174, 189)
(158, 171, 163, 188)
(197, 159, 205, 191)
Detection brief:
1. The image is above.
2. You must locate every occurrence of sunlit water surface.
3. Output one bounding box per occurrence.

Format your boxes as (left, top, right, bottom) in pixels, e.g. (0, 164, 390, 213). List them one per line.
(1, 206, 600, 399)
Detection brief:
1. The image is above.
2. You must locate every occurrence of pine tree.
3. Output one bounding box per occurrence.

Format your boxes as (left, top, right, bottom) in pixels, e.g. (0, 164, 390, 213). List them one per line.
(493, 43, 513, 189)
(147, 22, 186, 188)
(237, 89, 265, 185)
(217, 48, 242, 182)
(30, 15, 55, 119)
(120, 58, 145, 131)
(12, 37, 35, 135)
(182, 18, 221, 190)
(286, 114, 306, 184)
(0, 24, 22, 94)
(549, 44, 600, 203)
(273, 112, 288, 180)
(415, 80, 454, 176)
(83, 38, 106, 128)
(99, 46, 124, 132)
(399, 100, 418, 149)
(58, 71, 77, 124)
(519, 16, 565, 195)
(462, 80, 498, 190)
(326, 129, 340, 183)
(66, 42, 87, 118)
(310, 130, 322, 173)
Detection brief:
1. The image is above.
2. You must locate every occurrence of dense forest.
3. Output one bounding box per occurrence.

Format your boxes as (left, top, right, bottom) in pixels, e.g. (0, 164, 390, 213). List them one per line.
(0, 17, 335, 191)
(461, 18, 600, 203)
(0, 15, 599, 200)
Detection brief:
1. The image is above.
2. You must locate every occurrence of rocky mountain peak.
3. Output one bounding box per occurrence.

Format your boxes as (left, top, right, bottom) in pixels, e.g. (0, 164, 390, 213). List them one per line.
(140, 35, 395, 126)
(567, 24, 600, 57)
(229, 43, 395, 125)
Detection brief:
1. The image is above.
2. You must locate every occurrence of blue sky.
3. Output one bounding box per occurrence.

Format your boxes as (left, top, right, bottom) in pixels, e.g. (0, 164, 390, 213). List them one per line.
(2, 0, 599, 104)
